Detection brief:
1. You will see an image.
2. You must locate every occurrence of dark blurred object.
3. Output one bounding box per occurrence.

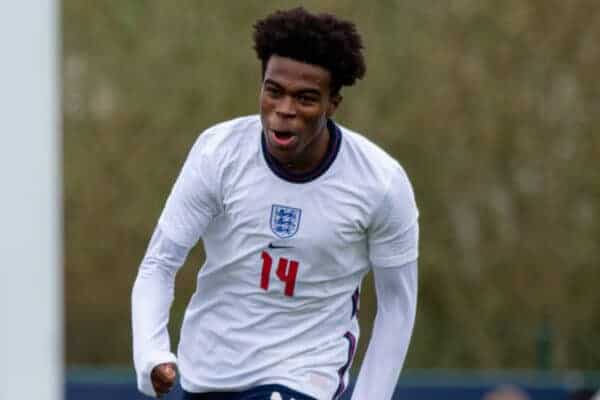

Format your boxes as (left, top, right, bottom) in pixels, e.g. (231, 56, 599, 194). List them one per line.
(536, 314, 554, 370)
(570, 389, 599, 400)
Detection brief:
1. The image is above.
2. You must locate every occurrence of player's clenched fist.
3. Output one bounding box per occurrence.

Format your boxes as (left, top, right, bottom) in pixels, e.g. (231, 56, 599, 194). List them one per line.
(151, 362, 177, 397)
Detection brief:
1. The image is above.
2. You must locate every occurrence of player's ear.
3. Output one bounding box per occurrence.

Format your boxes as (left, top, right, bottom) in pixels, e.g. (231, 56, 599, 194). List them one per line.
(327, 94, 342, 117)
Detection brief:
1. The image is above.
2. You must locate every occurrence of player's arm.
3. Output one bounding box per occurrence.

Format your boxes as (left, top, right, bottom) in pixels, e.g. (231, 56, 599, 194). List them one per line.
(131, 132, 221, 397)
(351, 256, 418, 400)
(132, 227, 191, 397)
(352, 166, 419, 400)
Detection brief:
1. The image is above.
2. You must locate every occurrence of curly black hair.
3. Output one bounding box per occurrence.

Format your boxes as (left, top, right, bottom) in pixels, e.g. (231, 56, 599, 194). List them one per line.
(253, 7, 366, 95)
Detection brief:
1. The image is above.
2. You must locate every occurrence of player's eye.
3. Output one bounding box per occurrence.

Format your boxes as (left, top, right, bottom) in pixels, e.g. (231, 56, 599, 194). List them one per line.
(297, 94, 318, 105)
(264, 86, 283, 98)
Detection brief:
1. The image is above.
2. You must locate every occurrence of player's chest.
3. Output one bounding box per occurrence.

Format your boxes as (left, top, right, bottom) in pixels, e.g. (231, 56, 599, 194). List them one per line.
(220, 173, 371, 246)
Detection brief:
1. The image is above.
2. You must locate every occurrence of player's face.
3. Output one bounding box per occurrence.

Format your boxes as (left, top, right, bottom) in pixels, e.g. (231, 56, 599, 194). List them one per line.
(260, 55, 341, 172)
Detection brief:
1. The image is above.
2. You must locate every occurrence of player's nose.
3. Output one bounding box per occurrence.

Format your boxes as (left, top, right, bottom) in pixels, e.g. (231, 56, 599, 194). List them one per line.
(275, 95, 296, 118)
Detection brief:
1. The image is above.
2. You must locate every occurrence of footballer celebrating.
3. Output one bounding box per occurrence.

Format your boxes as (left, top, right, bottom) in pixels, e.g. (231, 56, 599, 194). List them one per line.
(132, 7, 419, 400)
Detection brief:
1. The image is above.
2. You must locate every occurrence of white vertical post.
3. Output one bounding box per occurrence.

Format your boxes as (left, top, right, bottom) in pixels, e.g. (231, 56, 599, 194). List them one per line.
(0, 1, 62, 400)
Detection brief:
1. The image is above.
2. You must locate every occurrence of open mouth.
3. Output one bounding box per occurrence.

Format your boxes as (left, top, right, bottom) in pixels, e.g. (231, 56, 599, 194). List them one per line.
(270, 129, 297, 147)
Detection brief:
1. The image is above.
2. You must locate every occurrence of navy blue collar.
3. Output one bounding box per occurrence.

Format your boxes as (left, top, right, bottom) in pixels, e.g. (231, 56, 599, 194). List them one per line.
(261, 119, 342, 183)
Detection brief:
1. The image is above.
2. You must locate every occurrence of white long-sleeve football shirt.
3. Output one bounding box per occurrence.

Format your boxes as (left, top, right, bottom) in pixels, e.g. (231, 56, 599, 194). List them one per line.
(132, 115, 419, 399)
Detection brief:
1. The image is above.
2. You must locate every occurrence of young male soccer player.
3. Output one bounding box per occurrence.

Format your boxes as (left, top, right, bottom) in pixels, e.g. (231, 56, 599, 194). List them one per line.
(132, 7, 419, 400)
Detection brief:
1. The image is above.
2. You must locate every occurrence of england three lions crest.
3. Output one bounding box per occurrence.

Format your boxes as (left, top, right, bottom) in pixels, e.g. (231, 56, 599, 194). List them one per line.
(270, 204, 302, 239)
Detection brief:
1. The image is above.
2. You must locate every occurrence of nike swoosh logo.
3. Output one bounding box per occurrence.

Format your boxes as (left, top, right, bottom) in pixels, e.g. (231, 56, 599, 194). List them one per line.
(268, 243, 294, 249)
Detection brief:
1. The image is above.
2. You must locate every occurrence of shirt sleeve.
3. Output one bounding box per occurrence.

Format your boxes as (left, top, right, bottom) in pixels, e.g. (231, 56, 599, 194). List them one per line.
(132, 133, 221, 396)
(351, 260, 418, 400)
(368, 166, 419, 268)
(131, 227, 191, 397)
(158, 133, 223, 248)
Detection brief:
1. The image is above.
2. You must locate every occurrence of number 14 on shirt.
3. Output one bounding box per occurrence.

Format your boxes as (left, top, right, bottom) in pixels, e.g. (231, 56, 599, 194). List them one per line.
(260, 251, 299, 297)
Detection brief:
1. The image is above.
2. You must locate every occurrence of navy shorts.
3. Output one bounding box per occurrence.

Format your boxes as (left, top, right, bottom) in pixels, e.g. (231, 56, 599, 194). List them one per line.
(182, 384, 317, 400)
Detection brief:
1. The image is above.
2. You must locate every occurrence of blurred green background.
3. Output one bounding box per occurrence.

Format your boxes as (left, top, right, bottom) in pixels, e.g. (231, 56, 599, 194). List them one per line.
(64, 0, 600, 373)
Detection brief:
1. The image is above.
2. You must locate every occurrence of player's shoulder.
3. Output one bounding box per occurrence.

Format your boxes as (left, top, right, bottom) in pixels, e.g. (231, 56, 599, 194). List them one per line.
(195, 115, 260, 150)
(187, 115, 260, 164)
(337, 123, 410, 187)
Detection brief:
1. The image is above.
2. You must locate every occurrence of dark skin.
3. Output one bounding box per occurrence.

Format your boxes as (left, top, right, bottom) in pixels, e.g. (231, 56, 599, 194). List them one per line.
(151, 362, 176, 397)
(260, 55, 342, 172)
(150, 55, 342, 396)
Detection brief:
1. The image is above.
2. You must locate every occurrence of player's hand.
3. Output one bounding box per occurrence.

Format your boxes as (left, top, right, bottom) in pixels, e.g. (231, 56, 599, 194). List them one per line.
(151, 362, 177, 397)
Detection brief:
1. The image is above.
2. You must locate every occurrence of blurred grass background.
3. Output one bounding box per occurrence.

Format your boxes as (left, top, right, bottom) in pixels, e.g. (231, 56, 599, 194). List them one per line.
(63, 0, 600, 373)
